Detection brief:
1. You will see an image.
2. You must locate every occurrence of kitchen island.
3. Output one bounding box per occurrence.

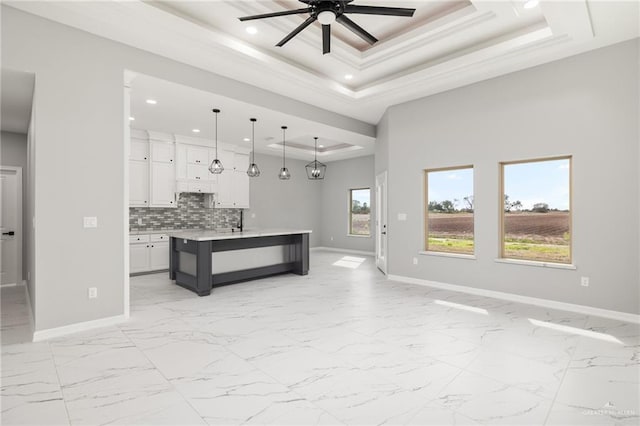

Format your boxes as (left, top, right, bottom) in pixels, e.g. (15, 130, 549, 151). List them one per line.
(168, 229, 311, 296)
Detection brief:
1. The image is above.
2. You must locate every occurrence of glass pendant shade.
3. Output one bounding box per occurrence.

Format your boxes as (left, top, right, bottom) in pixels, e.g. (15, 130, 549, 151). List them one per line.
(209, 108, 224, 174)
(279, 125, 291, 180)
(247, 163, 260, 177)
(247, 118, 260, 178)
(279, 167, 291, 180)
(209, 158, 224, 174)
(306, 137, 327, 180)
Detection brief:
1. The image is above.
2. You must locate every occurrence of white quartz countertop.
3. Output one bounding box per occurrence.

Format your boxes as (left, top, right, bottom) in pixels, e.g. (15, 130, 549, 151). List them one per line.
(166, 228, 312, 241)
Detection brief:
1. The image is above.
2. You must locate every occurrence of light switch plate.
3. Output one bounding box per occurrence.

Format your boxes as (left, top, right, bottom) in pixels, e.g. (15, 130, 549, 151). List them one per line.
(398, 213, 407, 221)
(83, 217, 98, 228)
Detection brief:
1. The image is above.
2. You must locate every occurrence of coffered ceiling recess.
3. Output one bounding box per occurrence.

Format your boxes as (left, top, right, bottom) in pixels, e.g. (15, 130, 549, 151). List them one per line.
(6, 1, 640, 124)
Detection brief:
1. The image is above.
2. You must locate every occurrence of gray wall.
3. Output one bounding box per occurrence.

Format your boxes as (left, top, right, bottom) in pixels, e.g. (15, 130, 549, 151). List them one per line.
(382, 39, 639, 315)
(320, 155, 375, 253)
(1, 6, 374, 331)
(245, 153, 322, 248)
(0, 131, 28, 280)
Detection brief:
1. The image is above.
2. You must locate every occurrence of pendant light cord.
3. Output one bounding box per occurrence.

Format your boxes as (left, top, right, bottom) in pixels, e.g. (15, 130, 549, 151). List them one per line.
(251, 119, 256, 163)
(282, 127, 286, 167)
(314, 137, 318, 164)
(214, 110, 218, 158)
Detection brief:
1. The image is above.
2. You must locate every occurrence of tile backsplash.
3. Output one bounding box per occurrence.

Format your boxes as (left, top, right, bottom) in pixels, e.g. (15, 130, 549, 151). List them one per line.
(129, 193, 241, 231)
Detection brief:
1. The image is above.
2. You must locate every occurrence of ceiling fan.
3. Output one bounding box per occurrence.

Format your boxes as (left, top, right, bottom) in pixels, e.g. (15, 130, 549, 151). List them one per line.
(238, 1, 416, 54)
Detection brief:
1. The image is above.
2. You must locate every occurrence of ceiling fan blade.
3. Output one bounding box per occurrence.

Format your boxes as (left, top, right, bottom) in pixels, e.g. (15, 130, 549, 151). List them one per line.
(239, 8, 311, 22)
(276, 15, 317, 47)
(322, 24, 331, 54)
(344, 5, 416, 17)
(336, 15, 378, 45)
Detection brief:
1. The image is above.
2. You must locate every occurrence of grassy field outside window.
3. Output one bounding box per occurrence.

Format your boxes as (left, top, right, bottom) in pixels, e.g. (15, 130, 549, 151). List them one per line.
(501, 157, 572, 264)
(349, 188, 370, 236)
(424, 166, 474, 255)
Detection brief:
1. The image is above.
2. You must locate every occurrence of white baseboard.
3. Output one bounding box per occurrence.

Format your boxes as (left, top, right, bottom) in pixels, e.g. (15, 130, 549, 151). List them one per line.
(388, 274, 640, 324)
(312, 246, 375, 257)
(33, 314, 128, 342)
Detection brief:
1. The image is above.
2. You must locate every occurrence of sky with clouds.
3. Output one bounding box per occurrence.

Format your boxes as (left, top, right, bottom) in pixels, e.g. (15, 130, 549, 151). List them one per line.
(428, 158, 570, 210)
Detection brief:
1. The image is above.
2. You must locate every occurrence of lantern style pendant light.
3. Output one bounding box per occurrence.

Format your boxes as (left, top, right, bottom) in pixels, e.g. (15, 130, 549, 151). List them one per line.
(305, 136, 327, 180)
(208, 108, 224, 174)
(278, 126, 291, 180)
(246, 118, 261, 177)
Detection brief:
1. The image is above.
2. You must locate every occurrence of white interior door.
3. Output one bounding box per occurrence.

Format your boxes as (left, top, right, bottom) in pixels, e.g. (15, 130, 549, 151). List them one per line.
(375, 171, 388, 274)
(1, 167, 22, 285)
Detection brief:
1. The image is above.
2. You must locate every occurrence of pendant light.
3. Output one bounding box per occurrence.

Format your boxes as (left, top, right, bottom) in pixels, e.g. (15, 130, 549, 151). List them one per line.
(305, 137, 327, 180)
(208, 108, 224, 174)
(278, 126, 291, 180)
(246, 118, 260, 177)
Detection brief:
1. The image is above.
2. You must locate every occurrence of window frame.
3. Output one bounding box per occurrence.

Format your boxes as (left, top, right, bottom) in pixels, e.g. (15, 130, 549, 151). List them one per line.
(348, 187, 371, 237)
(499, 155, 573, 265)
(423, 165, 475, 255)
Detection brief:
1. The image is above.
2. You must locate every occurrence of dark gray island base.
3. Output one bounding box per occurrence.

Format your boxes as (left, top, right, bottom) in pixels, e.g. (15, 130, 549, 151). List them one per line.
(168, 229, 310, 296)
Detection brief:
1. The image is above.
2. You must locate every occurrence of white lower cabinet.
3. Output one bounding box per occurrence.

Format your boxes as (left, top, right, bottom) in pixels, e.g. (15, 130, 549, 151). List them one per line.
(130, 243, 150, 273)
(149, 242, 169, 271)
(129, 234, 170, 274)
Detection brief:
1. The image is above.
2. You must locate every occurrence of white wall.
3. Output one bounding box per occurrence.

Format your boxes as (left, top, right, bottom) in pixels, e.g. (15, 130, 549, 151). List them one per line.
(320, 155, 375, 253)
(1, 6, 375, 332)
(1, 131, 28, 281)
(382, 39, 639, 315)
(245, 153, 322, 247)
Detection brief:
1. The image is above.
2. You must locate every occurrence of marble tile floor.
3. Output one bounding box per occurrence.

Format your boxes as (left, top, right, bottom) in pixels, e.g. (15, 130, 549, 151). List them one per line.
(1, 251, 638, 425)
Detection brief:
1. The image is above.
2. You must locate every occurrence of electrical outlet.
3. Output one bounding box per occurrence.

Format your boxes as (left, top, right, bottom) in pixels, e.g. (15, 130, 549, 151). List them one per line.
(398, 213, 407, 221)
(88, 287, 98, 299)
(137, 218, 143, 226)
(330, 236, 334, 241)
(581, 277, 589, 287)
(412, 257, 418, 265)
(83, 216, 98, 228)
(251, 213, 256, 219)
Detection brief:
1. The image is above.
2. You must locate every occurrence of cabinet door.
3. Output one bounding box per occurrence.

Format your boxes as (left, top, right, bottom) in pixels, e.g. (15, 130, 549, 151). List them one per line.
(186, 164, 209, 181)
(129, 160, 149, 207)
(130, 243, 149, 273)
(130, 140, 149, 161)
(233, 152, 250, 171)
(186, 146, 209, 165)
(233, 170, 250, 208)
(151, 142, 174, 164)
(150, 162, 176, 207)
(149, 241, 169, 270)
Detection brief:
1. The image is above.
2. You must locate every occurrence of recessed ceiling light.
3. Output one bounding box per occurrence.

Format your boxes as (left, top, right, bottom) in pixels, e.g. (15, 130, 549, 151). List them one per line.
(243, 138, 250, 142)
(523, 0, 539, 9)
(146, 99, 157, 105)
(129, 116, 135, 121)
(192, 129, 200, 133)
(246, 26, 258, 35)
(319, 145, 324, 148)
(345, 74, 353, 80)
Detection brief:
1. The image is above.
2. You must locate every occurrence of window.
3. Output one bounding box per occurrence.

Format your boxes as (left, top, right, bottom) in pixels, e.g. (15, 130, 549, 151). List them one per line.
(501, 157, 571, 264)
(349, 188, 371, 236)
(424, 166, 474, 255)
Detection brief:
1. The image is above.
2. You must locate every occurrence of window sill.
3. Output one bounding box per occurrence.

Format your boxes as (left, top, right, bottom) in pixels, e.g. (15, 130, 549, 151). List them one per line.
(347, 234, 371, 238)
(419, 251, 476, 260)
(494, 258, 576, 270)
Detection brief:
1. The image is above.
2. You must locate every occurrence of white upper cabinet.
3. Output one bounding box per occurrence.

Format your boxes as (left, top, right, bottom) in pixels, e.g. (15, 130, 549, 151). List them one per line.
(130, 139, 149, 161)
(129, 134, 149, 207)
(129, 132, 177, 208)
(151, 142, 174, 164)
(129, 160, 149, 207)
(186, 145, 209, 165)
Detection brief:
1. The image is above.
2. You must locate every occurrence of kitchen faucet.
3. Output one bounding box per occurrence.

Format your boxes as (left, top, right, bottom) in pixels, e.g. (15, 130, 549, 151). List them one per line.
(233, 210, 243, 232)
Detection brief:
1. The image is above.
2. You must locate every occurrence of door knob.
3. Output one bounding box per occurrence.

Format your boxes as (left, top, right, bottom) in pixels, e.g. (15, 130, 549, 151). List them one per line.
(2, 231, 15, 236)
(381, 232, 386, 235)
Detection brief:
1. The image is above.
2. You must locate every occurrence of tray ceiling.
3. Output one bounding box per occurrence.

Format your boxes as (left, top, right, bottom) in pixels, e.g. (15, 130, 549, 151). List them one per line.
(5, 1, 639, 125)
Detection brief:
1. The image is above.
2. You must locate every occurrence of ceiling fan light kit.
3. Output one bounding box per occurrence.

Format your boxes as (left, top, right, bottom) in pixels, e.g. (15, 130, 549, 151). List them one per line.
(238, 0, 416, 54)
